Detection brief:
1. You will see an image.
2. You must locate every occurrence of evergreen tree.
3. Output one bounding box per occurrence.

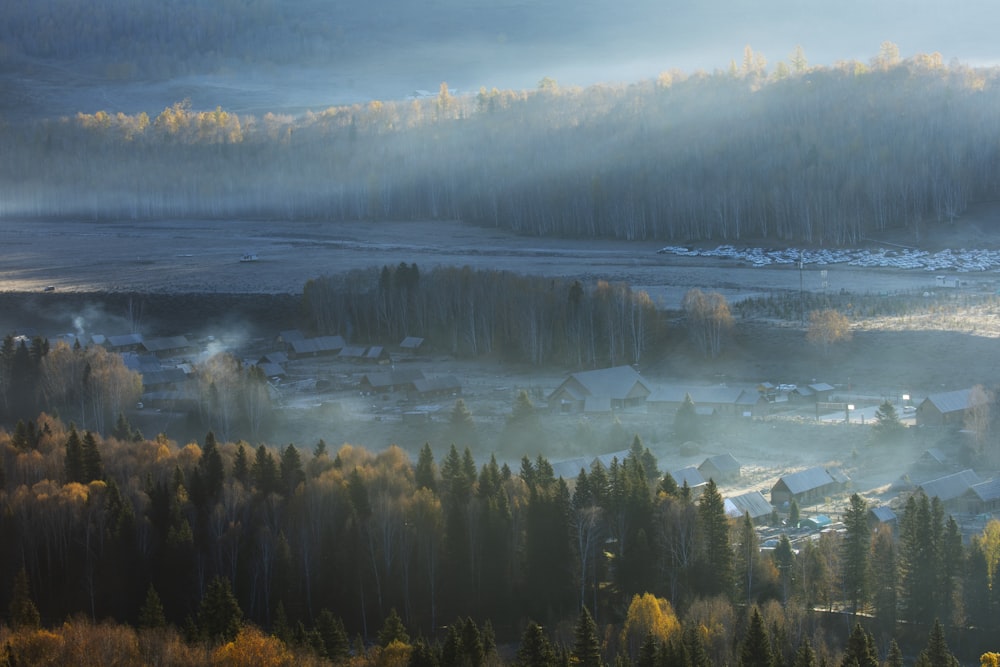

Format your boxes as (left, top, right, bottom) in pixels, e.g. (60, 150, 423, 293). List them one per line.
(450, 398, 476, 442)
(740, 607, 773, 667)
(198, 576, 243, 643)
(638, 632, 658, 667)
(138, 584, 167, 629)
(682, 625, 712, 667)
(870, 524, 898, 635)
(871, 400, 905, 442)
(377, 608, 410, 647)
(8, 567, 40, 630)
(697, 479, 734, 598)
(885, 640, 903, 667)
(842, 494, 870, 616)
(316, 609, 350, 660)
(840, 623, 877, 667)
(251, 444, 280, 495)
(572, 607, 602, 667)
(914, 619, 959, 667)
(232, 442, 251, 487)
(64, 425, 85, 483)
(415, 442, 437, 491)
(80, 430, 103, 482)
(789, 499, 800, 527)
(793, 640, 816, 667)
(279, 443, 305, 496)
(199, 431, 225, 500)
(461, 617, 485, 667)
(674, 393, 700, 442)
(410, 637, 440, 667)
(517, 622, 557, 667)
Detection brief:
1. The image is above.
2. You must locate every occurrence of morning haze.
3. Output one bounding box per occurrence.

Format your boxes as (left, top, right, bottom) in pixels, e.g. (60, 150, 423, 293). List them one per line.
(0, 0, 999, 665)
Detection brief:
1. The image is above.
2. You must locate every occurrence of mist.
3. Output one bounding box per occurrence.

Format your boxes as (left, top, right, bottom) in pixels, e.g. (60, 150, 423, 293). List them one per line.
(3, 0, 1000, 119)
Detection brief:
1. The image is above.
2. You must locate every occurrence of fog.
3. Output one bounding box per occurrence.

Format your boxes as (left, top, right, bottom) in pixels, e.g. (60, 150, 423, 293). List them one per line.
(3, 0, 1000, 118)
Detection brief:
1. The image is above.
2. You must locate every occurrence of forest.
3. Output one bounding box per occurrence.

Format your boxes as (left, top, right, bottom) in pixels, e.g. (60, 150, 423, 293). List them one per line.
(0, 413, 998, 665)
(1, 47, 998, 247)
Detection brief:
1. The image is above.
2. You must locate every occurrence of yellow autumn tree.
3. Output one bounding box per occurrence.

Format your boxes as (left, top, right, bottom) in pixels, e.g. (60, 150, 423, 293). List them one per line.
(806, 308, 852, 356)
(982, 652, 1000, 667)
(213, 626, 294, 667)
(619, 592, 681, 660)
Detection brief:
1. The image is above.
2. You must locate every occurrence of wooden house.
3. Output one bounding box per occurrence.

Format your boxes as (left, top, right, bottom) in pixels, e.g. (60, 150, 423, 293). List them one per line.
(724, 491, 773, 524)
(770, 466, 849, 507)
(548, 366, 651, 413)
(698, 453, 742, 484)
(916, 388, 987, 427)
(915, 469, 981, 510)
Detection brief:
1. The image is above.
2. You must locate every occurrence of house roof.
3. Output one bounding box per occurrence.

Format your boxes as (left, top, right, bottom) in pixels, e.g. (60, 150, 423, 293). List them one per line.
(413, 376, 461, 394)
(808, 383, 835, 392)
(279, 329, 305, 342)
(107, 333, 144, 348)
(338, 345, 368, 358)
(869, 506, 897, 523)
(361, 369, 426, 388)
(647, 385, 745, 405)
(257, 362, 286, 378)
(592, 450, 629, 469)
(922, 388, 986, 415)
(550, 366, 651, 402)
(700, 453, 741, 475)
(259, 351, 288, 365)
(551, 457, 592, 481)
(122, 352, 163, 374)
(775, 466, 836, 495)
(920, 447, 948, 464)
(141, 368, 188, 387)
(365, 346, 385, 359)
(291, 335, 346, 354)
(142, 335, 191, 353)
(400, 336, 425, 349)
(917, 469, 982, 502)
(967, 478, 1000, 503)
(725, 491, 773, 519)
(670, 466, 707, 489)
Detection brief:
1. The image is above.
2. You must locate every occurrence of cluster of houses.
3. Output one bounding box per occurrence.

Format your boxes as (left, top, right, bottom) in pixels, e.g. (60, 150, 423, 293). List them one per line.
(545, 365, 835, 419)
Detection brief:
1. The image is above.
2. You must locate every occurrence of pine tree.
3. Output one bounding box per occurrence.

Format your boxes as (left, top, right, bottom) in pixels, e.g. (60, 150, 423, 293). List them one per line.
(251, 444, 279, 495)
(740, 607, 773, 667)
(64, 425, 84, 483)
(840, 623, 877, 667)
(80, 430, 103, 482)
(316, 609, 349, 660)
(793, 640, 816, 667)
(199, 431, 225, 500)
(885, 640, 903, 667)
(279, 443, 305, 496)
(461, 617, 485, 667)
(871, 400, 904, 442)
(232, 442, 250, 487)
(572, 607, 602, 667)
(377, 608, 410, 647)
(410, 637, 440, 667)
(842, 494, 870, 616)
(517, 622, 557, 667)
(8, 567, 41, 630)
(415, 442, 437, 491)
(674, 393, 700, 442)
(697, 479, 734, 598)
(198, 576, 242, 643)
(138, 584, 167, 629)
(914, 619, 959, 667)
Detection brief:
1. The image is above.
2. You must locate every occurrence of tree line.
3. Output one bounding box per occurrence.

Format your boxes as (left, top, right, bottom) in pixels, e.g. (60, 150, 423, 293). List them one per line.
(4, 49, 1000, 246)
(1, 417, 999, 664)
(303, 265, 664, 366)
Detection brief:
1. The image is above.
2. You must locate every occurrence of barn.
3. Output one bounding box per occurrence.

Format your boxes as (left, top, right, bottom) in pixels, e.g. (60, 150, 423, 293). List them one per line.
(548, 366, 651, 413)
(698, 453, 742, 483)
(770, 466, 849, 507)
(915, 388, 988, 427)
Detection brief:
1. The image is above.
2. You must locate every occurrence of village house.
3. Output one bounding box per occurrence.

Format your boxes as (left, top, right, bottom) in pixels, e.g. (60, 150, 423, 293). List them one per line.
(360, 369, 426, 394)
(915, 388, 988, 427)
(961, 478, 1000, 515)
(724, 491, 773, 524)
(868, 506, 898, 531)
(547, 365, 652, 413)
(668, 466, 708, 496)
(289, 335, 346, 358)
(770, 466, 850, 507)
(914, 468, 981, 512)
(647, 385, 766, 417)
(141, 335, 194, 358)
(698, 453, 742, 484)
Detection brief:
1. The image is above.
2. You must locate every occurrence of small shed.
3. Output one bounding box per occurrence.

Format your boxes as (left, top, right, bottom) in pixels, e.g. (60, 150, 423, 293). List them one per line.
(668, 466, 707, 496)
(962, 478, 1000, 515)
(698, 453, 742, 484)
(399, 336, 425, 353)
(915, 468, 981, 510)
(799, 514, 833, 530)
(867, 506, 898, 530)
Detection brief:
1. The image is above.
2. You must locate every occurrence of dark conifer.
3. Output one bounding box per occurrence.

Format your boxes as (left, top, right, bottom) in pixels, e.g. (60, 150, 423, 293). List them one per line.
(316, 609, 350, 660)
(8, 567, 41, 630)
(914, 619, 959, 667)
(377, 607, 410, 647)
(740, 607, 773, 667)
(517, 621, 557, 667)
(415, 442, 437, 491)
(571, 607, 602, 667)
(279, 443, 305, 496)
(81, 430, 103, 482)
(197, 576, 242, 643)
(64, 425, 85, 483)
(138, 584, 167, 629)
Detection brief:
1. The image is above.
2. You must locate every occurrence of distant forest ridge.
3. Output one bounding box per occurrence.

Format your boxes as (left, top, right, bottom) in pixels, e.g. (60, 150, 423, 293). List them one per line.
(3, 49, 1000, 245)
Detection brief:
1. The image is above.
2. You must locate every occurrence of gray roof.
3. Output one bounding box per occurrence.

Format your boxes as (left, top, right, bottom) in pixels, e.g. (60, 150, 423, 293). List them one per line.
(141, 368, 188, 387)
(122, 352, 163, 374)
(142, 335, 191, 353)
(648, 385, 745, 405)
(670, 466, 707, 489)
(968, 478, 1000, 502)
(869, 506, 897, 523)
(365, 346, 386, 359)
(259, 351, 288, 365)
(551, 457, 592, 480)
(776, 466, 836, 495)
(338, 345, 368, 358)
(413, 376, 461, 394)
(257, 362, 286, 378)
(592, 450, 629, 469)
(554, 365, 651, 401)
(291, 335, 346, 354)
(107, 333, 144, 348)
(279, 329, 305, 342)
(400, 336, 425, 349)
(922, 388, 987, 415)
(808, 383, 835, 392)
(725, 491, 773, 519)
(700, 453, 741, 476)
(917, 469, 982, 502)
